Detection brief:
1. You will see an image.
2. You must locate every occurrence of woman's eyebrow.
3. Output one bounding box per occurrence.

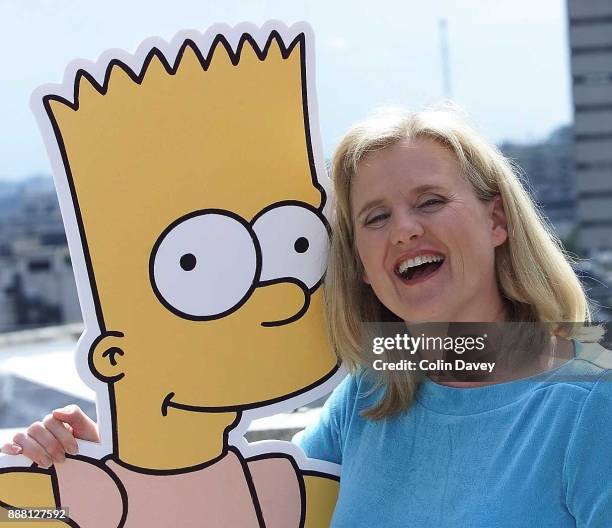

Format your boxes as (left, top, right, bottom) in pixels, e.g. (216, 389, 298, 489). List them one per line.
(411, 183, 446, 195)
(354, 184, 447, 220)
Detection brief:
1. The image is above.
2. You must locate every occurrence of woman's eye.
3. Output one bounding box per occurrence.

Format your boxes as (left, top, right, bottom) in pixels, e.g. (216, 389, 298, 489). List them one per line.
(365, 213, 389, 226)
(419, 198, 445, 209)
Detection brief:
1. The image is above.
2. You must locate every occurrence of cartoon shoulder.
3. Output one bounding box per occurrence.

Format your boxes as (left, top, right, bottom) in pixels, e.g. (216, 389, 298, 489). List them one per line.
(53, 456, 125, 528)
(247, 454, 303, 528)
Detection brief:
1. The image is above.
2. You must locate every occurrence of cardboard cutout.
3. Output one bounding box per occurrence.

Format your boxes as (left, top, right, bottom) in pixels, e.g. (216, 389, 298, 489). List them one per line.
(0, 21, 345, 527)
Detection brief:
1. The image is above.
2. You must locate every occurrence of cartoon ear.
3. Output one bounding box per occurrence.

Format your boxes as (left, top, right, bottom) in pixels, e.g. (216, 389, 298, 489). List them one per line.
(89, 331, 126, 382)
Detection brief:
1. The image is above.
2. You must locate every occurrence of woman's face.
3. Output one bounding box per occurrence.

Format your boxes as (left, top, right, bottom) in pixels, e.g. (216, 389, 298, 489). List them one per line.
(351, 138, 508, 323)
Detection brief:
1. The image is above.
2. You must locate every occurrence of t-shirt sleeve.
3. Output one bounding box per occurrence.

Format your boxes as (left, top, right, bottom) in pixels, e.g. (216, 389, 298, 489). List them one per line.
(293, 374, 357, 465)
(564, 370, 612, 527)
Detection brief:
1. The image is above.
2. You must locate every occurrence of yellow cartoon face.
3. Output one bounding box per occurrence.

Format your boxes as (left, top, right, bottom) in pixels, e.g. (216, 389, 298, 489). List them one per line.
(46, 34, 338, 415)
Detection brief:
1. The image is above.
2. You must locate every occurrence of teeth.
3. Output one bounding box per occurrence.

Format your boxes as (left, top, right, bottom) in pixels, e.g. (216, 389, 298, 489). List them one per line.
(397, 254, 444, 274)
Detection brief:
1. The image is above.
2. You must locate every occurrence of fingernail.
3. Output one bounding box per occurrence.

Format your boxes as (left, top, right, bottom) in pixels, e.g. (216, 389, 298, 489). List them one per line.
(66, 445, 78, 455)
(40, 456, 53, 468)
(11, 444, 22, 454)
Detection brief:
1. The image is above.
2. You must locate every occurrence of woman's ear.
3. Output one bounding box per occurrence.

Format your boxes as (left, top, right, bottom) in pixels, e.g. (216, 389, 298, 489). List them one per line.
(490, 195, 508, 247)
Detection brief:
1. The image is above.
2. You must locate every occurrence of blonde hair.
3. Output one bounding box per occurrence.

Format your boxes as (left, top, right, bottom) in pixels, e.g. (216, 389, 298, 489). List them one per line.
(325, 106, 592, 418)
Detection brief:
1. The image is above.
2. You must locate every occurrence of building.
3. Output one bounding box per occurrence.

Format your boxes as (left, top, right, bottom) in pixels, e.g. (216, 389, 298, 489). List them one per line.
(0, 177, 81, 331)
(568, 0, 612, 253)
(499, 125, 576, 239)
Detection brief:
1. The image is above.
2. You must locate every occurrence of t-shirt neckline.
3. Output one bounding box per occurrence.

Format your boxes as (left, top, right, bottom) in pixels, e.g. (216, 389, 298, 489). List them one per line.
(415, 340, 582, 415)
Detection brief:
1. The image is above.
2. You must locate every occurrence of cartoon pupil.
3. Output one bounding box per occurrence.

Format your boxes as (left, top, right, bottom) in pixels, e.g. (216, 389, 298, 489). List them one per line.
(1, 26, 341, 528)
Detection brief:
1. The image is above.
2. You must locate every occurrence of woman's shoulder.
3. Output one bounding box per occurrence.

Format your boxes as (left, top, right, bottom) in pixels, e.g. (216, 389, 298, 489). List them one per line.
(574, 341, 612, 372)
(554, 341, 612, 391)
(546, 341, 612, 416)
(324, 369, 384, 413)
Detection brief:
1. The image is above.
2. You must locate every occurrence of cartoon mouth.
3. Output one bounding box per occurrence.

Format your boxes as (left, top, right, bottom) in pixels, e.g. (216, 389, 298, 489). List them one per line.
(161, 392, 229, 416)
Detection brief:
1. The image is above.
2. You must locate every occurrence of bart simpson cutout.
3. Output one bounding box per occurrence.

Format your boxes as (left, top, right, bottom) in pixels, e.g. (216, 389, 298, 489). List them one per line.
(0, 22, 345, 527)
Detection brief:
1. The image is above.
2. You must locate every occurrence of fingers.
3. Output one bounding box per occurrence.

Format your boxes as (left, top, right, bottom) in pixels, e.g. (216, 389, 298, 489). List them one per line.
(1, 442, 23, 455)
(1, 405, 98, 468)
(28, 421, 69, 464)
(52, 405, 99, 443)
(11, 431, 53, 468)
(42, 414, 78, 456)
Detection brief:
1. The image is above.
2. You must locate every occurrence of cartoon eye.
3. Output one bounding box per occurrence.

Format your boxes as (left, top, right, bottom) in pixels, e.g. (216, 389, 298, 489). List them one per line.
(151, 211, 259, 319)
(252, 203, 328, 289)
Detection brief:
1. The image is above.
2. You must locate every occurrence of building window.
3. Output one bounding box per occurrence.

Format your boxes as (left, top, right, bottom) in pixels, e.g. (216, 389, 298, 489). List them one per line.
(40, 232, 68, 247)
(580, 219, 612, 228)
(570, 16, 612, 26)
(579, 190, 612, 200)
(576, 160, 612, 171)
(575, 132, 612, 142)
(575, 103, 612, 113)
(573, 72, 612, 85)
(572, 44, 612, 56)
(28, 259, 51, 272)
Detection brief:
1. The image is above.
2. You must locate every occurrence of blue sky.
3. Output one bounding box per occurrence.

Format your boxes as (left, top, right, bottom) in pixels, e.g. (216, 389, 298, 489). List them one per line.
(0, 0, 571, 180)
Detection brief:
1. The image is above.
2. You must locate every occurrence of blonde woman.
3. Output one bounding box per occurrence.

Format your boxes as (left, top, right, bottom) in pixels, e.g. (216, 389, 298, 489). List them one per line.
(295, 108, 612, 526)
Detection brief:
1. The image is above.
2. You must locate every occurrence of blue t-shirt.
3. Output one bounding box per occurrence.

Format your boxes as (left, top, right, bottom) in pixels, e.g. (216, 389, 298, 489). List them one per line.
(296, 342, 612, 527)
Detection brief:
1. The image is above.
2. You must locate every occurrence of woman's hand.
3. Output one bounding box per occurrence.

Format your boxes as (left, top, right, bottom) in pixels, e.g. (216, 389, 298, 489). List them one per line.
(0, 405, 99, 468)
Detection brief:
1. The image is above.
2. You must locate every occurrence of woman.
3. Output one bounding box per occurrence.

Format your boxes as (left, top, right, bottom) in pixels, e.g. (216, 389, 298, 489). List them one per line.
(5, 108, 612, 526)
(294, 107, 612, 526)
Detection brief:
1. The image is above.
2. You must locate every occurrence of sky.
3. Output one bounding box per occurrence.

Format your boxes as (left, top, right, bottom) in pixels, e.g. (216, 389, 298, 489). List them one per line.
(0, 0, 572, 181)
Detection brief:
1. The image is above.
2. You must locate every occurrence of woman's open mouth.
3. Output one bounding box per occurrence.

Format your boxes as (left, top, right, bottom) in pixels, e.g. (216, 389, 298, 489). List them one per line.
(395, 254, 445, 284)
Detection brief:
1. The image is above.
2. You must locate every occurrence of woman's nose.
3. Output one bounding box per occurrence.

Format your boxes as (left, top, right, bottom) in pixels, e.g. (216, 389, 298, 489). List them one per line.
(389, 211, 424, 245)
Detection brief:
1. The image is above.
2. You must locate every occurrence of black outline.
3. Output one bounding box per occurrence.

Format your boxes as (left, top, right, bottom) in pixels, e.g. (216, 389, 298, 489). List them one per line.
(236, 447, 267, 528)
(246, 451, 307, 528)
(42, 99, 107, 333)
(102, 347, 124, 366)
(301, 469, 340, 483)
(50, 466, 83, 527)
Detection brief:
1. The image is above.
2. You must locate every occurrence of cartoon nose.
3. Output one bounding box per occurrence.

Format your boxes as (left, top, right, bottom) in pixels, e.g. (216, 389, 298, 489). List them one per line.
(389, 210, 424, 245)
(251, 280, 309, 327)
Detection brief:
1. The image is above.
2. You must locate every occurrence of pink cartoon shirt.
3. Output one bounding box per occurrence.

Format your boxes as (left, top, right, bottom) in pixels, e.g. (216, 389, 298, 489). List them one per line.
(52, 447, 302, 527)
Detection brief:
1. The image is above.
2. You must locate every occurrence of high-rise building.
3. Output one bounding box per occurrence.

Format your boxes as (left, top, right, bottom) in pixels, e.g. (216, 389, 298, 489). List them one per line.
(568, 0, 612, 253)
(500, 125, 576, 240)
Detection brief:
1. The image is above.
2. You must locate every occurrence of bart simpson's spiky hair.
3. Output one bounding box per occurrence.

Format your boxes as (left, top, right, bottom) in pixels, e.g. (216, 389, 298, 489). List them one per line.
(38, 27, 326, 334)
(45, 31, 305, 112)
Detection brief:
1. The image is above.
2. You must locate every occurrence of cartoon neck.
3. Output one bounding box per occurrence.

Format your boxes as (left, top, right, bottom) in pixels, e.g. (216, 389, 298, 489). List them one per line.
(111, 385, 238, 471)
